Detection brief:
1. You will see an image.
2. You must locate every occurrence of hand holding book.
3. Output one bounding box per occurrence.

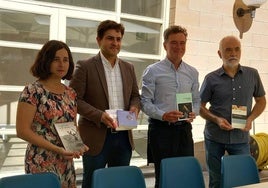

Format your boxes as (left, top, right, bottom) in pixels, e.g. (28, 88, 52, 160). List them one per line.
(176, 93, 193, 121)
(231, 105, 247, 129)
(54, 122, 89, 154)
(116, 110, 137, 130)
(105, 109, 138, 131)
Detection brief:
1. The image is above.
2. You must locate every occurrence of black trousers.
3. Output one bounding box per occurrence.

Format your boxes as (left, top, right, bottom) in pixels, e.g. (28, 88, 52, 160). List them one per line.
(148, 118, 194, 188)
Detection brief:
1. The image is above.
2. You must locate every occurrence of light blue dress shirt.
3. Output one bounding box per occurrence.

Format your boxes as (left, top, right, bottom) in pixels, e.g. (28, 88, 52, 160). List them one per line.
(141, 57, 200, 120)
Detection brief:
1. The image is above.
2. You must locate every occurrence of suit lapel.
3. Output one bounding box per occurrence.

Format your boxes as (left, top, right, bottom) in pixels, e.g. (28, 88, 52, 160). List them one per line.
(94, 54, 109, 102)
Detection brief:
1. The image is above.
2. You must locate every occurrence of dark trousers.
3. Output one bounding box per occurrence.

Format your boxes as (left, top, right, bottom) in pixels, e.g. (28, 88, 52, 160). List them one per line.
(148, 118, 194, 188)
(205, 138, 250, 188)
(82, 130, 132, 188)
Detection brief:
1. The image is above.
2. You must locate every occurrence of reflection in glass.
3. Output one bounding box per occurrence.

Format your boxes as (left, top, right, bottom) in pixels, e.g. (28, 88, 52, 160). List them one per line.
(72, 52, 94, 64)
(120, 57, 159, 88)
(0, 92, 20, 125)
(33, 0, 115, 11)
(66, 18, 99, 49)
(122, 0, 162, 18)
(0, 47, 37, 85)
(0, 9, 49, 44)
(121, 19, 161, 55)
(66, 18, 161, 55)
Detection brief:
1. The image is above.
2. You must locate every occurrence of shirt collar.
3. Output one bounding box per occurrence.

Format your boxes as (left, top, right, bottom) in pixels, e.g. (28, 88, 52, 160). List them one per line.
(164, 57, 184, 70)
(100, 51, 119, 68)
(219, 64, 243, 76)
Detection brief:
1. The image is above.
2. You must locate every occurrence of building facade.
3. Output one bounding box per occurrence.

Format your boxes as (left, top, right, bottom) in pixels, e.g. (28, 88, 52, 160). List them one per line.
(171, 0, 268, 137)
(0, 0, 169, 128)
(0, 0, 268, 140)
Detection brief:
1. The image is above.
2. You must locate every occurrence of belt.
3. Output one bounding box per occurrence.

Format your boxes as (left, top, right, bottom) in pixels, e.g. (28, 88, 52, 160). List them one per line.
(107, 128, 118, 134)
(149, 118, 188, 126)
(168, 121, 187, 126)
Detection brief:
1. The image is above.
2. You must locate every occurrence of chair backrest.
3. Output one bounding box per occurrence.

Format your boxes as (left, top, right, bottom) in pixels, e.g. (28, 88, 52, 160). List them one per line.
(221, 154, 260, 188)
(92, 166, 146, 188)
(160, 156, 205, 188)
(0, 172, 61, 188)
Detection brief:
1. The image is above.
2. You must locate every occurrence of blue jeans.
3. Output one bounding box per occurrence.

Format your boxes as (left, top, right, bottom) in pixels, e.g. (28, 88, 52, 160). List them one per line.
(205, 138, 250, 188)
(82, 130, 132, 188)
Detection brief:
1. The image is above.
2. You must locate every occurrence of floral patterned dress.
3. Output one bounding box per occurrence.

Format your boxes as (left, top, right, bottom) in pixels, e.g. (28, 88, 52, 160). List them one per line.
(19, 81, 77, 188)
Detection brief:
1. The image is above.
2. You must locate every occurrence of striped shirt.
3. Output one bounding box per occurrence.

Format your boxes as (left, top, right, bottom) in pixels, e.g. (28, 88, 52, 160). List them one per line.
(100, 52, 124, 110)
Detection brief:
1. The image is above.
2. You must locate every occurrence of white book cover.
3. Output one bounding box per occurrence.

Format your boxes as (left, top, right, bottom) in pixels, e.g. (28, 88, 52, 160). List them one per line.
(105, 109, 118, 128)
(105, 109, 137, 131)
(176, 93, 193, 121)
(54, 122, 85, 152)
(231, 105, 247, 129)
(116, 110, 137, 130)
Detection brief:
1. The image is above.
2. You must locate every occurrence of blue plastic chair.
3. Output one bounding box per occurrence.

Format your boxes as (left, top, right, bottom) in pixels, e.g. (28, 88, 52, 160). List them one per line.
(221, 154, 260, 188)
(160, 156, 205, 188)
(0, 172, 61, 188)
(92, 166, 146, 188)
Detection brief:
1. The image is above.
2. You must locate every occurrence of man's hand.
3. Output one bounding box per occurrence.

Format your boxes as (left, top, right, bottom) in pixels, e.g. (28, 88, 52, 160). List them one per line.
(186, 112, 196, 123)
(242, 119, 252, 132)
(162, 110, 184, 122)
(129, 106, 139, 118)
(217, 117, 233, 131)
(101, 112, 117, 129)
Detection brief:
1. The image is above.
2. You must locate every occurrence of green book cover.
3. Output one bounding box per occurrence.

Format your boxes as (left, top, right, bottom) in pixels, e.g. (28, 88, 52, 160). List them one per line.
(176, 93, 193, 121)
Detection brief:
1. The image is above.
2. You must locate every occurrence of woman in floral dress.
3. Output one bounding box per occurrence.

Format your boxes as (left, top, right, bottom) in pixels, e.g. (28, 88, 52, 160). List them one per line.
(16, 40, 88, 188)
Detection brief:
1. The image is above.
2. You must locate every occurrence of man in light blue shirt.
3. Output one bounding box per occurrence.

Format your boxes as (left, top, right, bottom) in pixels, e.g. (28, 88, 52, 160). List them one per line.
(141, 25, 200, 188)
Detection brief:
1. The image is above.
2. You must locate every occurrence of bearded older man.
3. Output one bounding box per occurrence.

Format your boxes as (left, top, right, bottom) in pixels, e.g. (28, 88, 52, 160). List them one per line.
(199, 35, 266, 188)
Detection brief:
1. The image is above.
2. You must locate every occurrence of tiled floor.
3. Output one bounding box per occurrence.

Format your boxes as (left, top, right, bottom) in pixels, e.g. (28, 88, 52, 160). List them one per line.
(0, 135, 208, 188)
(1, 134, 268, 188)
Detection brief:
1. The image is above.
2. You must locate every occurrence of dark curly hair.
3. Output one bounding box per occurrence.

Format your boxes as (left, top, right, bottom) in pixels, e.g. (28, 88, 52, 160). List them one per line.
(97, 20, 125, 39)
(30, 40, 74, 80)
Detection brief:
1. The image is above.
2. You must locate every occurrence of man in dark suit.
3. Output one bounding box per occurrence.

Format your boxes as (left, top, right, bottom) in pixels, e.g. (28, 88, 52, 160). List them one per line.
(69, 20, 141, 188)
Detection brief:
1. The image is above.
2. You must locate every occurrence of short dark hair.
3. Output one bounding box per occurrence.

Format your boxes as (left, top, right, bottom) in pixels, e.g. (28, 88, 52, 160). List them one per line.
(163, 25, 188, 42)
(30, 40, 74, 80)
(97, 20, 125, 39)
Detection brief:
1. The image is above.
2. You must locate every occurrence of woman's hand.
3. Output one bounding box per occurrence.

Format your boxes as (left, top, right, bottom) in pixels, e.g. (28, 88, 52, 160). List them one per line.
(56, 145, 88, 160)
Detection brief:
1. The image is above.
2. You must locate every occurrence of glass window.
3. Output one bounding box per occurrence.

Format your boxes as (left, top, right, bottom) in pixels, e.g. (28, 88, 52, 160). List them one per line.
(0, 9, 49, 44)
(34, 0, 115, 11)
(72, 52, 94, 63)
(120, 57, 159, 88)
(121, 19, 161, 55)
(66, 18, 99, 49)
(122, 0, 162, 18)
(0, 47, 37, 85)
(120, 57, 158, 125)
(0, 92, 19, 125)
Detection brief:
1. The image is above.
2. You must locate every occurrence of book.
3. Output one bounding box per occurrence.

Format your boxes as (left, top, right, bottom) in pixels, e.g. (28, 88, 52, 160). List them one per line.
(105, 109, 137, 131)
(116, 110, 137, 130)
(54, 122, 85, 152)
(231, 105, 247, 129)
(105, 109, 118, 129)
(176, 93, 193, 121)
